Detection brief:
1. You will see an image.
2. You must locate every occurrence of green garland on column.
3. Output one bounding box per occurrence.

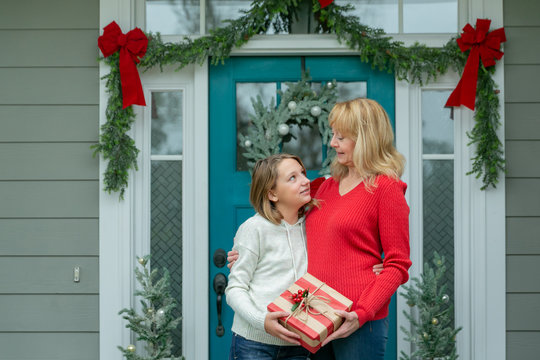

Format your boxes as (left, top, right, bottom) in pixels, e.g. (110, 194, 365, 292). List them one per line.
(96, 0, 504, 197)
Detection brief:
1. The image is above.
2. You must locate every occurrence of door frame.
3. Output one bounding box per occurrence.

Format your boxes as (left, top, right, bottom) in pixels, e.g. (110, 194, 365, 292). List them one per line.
(99, 1, 504, 359)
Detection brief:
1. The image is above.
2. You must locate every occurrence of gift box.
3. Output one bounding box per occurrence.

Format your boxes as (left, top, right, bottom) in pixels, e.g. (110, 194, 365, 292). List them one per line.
(267, 273, 353, 353)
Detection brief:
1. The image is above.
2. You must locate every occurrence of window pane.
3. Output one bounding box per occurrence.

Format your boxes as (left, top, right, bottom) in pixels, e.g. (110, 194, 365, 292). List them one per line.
(422, 90, 453, 154)
(151, 91, 183, 155)
(236, 82, 277, 171)
(422, 159, 454, 322)
(146, 0, 199, 35)
(403, 0, 457, 33)
(335, 81, 367, 102)
(151, 160, 183, 356)
(206, 0, 251, 32)
(334, 0, 398, 34)
(282, 123, 323, 170)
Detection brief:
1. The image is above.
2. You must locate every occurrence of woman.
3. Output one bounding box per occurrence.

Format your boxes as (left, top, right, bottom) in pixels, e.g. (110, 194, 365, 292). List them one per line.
(230, 98, 411, 360)
(306, 98, 411, 359)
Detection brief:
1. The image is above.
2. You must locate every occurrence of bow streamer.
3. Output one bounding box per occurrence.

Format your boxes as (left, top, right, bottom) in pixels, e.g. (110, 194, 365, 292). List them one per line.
(318, 0, 333, 9)
(98, 21, 148, 108)
(446, 19, 506, 110)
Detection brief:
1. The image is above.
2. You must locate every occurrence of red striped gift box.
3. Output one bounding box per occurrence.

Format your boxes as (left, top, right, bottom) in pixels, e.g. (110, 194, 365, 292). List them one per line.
(267, 273, 353, 353)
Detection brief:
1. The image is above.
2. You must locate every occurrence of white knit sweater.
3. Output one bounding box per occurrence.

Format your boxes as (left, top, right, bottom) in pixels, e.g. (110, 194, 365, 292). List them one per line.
(225, 213, 308, 346)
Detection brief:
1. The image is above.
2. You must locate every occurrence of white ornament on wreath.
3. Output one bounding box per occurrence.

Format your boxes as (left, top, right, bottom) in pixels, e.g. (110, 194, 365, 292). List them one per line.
(287, 101, 297, 111)
(326, 82, 334, 89)
(310, 105, 322, 117)
(244, 139, 252, 148)
(278, 123, 290, 136)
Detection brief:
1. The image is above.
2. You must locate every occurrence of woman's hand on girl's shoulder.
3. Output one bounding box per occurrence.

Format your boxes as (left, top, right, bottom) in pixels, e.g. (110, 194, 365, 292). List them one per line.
(264, 312, 301, 345)
(227, 249, 239, 269)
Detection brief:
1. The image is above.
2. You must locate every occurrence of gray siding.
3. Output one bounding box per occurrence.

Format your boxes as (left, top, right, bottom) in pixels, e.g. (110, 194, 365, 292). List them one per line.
(504, 0, 540, 358)
(0, 0, 99, 359)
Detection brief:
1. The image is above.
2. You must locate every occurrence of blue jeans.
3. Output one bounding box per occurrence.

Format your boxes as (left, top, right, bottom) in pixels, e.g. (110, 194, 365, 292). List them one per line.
(229, 332, 310, 360)
(310, 317, 389, 360)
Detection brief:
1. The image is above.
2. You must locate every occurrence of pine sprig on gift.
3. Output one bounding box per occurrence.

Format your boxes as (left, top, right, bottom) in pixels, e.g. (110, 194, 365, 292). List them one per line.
(117, 255, 183, 360)
(399, 252, 462, 360)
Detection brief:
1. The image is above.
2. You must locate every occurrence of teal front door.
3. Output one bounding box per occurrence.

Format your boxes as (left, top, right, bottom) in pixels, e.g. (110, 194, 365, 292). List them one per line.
(209, 56, 397, 359)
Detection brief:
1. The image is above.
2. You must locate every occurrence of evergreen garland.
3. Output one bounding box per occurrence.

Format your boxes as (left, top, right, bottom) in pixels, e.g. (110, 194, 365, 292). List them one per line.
(96, 0, 504, 196)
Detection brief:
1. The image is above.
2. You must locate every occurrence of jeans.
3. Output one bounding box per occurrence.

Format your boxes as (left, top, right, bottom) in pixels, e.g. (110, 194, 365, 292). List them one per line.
(310, 317, 389, 360)
(229, 332, 310, 360)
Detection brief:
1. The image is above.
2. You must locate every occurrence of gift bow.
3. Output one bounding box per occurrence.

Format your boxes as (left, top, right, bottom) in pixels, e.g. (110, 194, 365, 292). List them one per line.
(285, 284, 341, 330)
(318, 0, 333, 9)
(445, 19, 506, 110)
(98, 21, 148, 109)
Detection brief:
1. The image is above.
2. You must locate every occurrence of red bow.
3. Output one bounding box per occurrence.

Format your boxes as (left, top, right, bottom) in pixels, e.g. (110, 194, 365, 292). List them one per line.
(98, 21, 148, 109)
(446, 19, 506, 110)
(318, 0, 333, 9)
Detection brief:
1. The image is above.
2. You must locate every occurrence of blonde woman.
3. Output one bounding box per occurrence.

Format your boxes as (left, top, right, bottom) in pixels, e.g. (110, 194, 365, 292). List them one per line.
(307, 98, 412, 360)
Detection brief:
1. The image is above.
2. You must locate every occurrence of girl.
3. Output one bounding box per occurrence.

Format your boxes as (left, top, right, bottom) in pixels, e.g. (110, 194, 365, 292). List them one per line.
(225, 153, 313, 360)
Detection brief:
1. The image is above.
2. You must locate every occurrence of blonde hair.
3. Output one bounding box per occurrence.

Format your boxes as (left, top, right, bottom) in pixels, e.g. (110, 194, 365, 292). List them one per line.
(250, 154, 317, 225)
(329, 98, 405, 189)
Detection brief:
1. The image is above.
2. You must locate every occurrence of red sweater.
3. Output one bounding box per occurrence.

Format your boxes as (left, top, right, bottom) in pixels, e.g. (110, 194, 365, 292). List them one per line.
(306, 175, 412, 327)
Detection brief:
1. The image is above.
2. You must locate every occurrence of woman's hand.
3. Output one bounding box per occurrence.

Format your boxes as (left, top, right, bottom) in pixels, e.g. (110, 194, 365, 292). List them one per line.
(264, 312, 301, 345)
(321, 310, 360, 347)
(227, 250, 239, 269)
(373, 263, 383, 275)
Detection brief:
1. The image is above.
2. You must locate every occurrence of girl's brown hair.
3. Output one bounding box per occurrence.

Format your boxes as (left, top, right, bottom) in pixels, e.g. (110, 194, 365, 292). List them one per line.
(250, 154, 317, 225)
(329, 98, 405, 189)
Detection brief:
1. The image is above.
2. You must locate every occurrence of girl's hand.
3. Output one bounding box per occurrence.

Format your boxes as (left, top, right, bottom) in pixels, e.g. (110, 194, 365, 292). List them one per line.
(227, 250, 239, 269)
(373, 263, 384, 275)
(264, 312, 301, 345)
(321, 310, 360, 346)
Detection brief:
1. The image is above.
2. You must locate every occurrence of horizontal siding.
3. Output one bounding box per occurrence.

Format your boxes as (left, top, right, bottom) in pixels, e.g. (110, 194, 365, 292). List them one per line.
(0, 106, 98, 142)
(504, 28, 540, 65)
(506, 179, 540, 216)
(507, 218, 540, 254)
(507, 332, 540, 359)
(0, 68, 98, 105)
(505, 103, 540, 140)
(504, 65, 540, 103)
(0, 181, 98, 218)
(0, 0, 98, 29)
(1, 333, 99, 360)
(0, 219, 98, 255)
(506, 256, 540, 292)
(0, 295, 98, 331)
(0, 143, 98, 180)
(505, 3, 540, 354)
(505, 141, 540, 177)
(507, 294, 540, 331)
(0, 257, 98, 294)
(504, 0, 540, 26)
(0, 30, 99, 67)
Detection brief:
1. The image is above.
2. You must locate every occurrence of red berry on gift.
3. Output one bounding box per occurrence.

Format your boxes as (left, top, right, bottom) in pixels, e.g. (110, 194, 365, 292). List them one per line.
(298, 290, 303, 295)
(292, 293, 297, 299)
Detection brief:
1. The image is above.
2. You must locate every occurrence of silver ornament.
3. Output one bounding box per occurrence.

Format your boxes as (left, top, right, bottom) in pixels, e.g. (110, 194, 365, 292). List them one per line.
(287, 101, 297, 111)
(244, 139, 252, 148)
(310, 105, 322, 117)
(442, 294, 449, 303)
(127, 344, 136, 353)
(326, 82, 333, 89)
(278, 124, 290, 136)
(157, 309, 165, 317)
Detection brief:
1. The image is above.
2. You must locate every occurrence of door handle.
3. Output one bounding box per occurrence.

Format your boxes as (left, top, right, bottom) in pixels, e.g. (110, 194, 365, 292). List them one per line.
(213, 272, 228, 337)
